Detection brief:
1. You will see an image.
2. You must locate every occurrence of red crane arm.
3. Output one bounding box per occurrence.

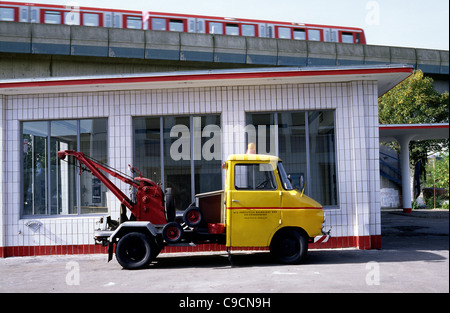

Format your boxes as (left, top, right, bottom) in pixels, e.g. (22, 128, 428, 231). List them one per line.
(57, 150, 135, 210)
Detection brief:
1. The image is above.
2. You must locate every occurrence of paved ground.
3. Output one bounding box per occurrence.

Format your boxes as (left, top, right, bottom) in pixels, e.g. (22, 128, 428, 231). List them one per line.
(0, 209, 448, 295)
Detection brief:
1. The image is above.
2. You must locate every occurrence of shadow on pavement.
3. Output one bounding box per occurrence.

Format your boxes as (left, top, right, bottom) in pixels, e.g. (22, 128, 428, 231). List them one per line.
(147, 209, 449, 269)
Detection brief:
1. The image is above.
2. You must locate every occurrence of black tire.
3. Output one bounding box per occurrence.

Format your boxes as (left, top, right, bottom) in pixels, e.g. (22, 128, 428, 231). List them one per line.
(270, 228, 308, 264)
(162, 222, 183, 243)
(183, 206, 203, 227)
(115, 232, 153, 270)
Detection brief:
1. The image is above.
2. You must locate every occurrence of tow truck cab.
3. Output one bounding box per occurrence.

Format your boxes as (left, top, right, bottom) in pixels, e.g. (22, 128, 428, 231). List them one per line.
(223, 154, 325, 253)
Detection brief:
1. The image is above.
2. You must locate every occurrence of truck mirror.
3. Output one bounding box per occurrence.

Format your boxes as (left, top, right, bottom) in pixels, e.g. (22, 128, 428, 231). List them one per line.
(299, 175, 305, 190)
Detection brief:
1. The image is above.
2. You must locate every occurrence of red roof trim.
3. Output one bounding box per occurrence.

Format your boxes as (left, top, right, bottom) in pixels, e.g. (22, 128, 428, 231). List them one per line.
(0, 67, 414, 90)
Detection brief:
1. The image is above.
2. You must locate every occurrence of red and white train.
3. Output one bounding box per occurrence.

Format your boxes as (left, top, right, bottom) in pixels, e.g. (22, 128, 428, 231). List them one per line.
(0, 1, 366, 44)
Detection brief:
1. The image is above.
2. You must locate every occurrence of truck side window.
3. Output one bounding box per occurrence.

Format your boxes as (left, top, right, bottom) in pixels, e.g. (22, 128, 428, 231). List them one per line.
(234, 164, 277, 190)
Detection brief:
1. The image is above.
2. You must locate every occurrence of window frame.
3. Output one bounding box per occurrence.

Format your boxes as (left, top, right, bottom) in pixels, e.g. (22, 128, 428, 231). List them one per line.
(307, 28, 323, 41)
(81, 12, 103, 27)
(0, 6, 18, 22)
(245, 110, 339, 209)
(41, 9, 64, 24)
(234, 163, 277, 191)
(123, 14, 142, 29)
(21, 118, 108, 218)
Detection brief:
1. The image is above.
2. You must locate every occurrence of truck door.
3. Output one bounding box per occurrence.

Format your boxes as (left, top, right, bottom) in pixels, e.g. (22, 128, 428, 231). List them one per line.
(228, 163, 281, 247)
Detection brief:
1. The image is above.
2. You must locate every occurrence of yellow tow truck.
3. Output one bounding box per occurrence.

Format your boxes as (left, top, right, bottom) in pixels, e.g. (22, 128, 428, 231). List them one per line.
(60, 150, 329, 269)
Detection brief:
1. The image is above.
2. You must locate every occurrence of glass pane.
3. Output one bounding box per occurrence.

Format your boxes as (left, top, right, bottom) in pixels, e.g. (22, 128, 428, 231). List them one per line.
(342, 32, 354, 43)
(225, 24, 239, 36)
(134, 117, 161, 184)
(308, 111, 337, 206)
(308, 29, 321, 41)
(194, 115, 222, 195)
(278, 27, 291, 39)
(209, 22, 223, 34)
(44, 11, 61, 24)
(169, 19, 184, 32)
(294, 29, 306, 40)
(235, 164, 276, 190)
(164, 116, 192, 211)
(50, 120, 78, 215)
(246, 113, 276, 155)
(278, 112, 307, 191)
(23, 122, 48, 216)
(0, 8, 15, 21)
(127, 16, 141, 29)
(83, 13, 99, 26)
(79, 119, 108, 214)
(152, 18, 166, 30)
(242, 24, 255, 37)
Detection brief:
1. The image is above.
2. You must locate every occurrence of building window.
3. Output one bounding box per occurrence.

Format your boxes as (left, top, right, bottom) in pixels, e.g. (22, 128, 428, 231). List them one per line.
(246, 111, 338, 207)
(22, 119, 108, 217)
(134, 115, 222, 211)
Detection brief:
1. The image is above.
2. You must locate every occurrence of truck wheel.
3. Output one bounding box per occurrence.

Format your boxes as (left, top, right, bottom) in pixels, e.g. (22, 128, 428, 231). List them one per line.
(162, 222, 183, 243)
(115, 232, 153, 270)
(183, 206, 203, 227)
(270, 229, 308, 264)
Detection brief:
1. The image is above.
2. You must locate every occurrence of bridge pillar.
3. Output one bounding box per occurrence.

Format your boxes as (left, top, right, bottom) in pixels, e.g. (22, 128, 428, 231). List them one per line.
(396, 135, 415, 213)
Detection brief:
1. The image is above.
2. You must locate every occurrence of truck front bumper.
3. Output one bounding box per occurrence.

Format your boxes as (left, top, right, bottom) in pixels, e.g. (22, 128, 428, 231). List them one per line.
(313, 228, 331, 244)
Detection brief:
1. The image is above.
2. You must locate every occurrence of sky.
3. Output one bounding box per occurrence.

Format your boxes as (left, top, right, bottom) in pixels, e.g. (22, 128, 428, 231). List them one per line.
(15, 0, 450, 50)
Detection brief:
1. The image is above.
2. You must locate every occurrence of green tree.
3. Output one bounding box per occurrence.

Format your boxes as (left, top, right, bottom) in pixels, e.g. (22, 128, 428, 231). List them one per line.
(379, 70, 449, 180)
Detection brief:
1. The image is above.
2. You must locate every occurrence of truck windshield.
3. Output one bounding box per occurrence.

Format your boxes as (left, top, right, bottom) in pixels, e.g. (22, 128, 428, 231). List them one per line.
(278, 163, 294, 190)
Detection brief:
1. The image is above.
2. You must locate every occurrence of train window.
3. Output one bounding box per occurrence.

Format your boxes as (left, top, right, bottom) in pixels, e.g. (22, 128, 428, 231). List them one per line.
(105, 14, 112, 27)
(293, 29, 306, 40)
(0, 7, 15, 21)
(278, 27, 291, 39)
(44, 11, 62, 24)
(152, 18, 166, 30)
(169, 19, 184, 32)
(126, 16, 141, 29)
(355, 33, 360, 44)
(20, 8, 28, 22)
(83, 13, 99, 27)
(242, 24, 256, 37)
(341, 32, 354, 43)
(226, 24, 239, 36)
(308, 29, 321, 41)
(209, 22, 223, 34)
(197, 20, 205, 33)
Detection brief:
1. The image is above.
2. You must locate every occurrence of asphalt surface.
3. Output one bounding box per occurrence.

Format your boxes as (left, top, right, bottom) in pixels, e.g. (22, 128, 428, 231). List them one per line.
(0, 209, 448, 294)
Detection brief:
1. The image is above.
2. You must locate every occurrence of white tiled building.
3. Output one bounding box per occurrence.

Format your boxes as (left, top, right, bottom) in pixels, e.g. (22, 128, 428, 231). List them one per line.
(0, 65, 412, 257)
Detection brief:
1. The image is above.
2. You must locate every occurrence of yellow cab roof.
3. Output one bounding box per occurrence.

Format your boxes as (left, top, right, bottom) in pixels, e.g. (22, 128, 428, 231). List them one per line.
(226, 154, 281, 163)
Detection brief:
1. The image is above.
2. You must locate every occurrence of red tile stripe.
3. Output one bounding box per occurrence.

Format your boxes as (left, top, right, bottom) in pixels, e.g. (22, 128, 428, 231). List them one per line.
(0, 235, 381, 258)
